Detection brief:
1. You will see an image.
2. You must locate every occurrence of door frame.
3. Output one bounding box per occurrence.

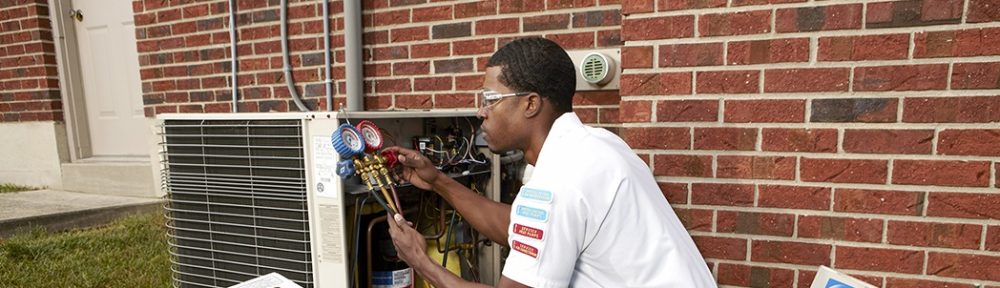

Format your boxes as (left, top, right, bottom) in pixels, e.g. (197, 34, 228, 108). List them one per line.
(48, 0, 92, 161)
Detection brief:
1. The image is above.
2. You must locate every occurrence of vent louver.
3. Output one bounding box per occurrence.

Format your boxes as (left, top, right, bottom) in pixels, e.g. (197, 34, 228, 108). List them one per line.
(161, 119, 314, 288)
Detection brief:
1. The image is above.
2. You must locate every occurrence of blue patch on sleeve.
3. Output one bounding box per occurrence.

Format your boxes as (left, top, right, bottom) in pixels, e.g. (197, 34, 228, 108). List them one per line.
(515, 205, 549, 222)
(519, 187, 553, 203)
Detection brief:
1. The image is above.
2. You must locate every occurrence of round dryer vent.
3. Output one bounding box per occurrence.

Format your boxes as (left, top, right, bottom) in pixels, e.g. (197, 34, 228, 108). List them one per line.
(580, 52, 616, 86)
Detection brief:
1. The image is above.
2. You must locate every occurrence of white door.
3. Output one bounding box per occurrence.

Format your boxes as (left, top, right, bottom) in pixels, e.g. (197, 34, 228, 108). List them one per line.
(72, 0, 147, 158)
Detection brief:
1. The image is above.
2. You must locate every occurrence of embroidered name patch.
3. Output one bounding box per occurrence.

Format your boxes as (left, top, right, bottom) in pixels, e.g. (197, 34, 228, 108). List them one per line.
(513, 223, 544, 240)
(519, 188, 553, 203)
(515, 205, 548, 222)
(512, 240, 538, 258)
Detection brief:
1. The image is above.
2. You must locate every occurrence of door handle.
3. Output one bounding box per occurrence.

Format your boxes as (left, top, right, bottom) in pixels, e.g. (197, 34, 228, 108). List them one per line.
(69, 9, 83, 22)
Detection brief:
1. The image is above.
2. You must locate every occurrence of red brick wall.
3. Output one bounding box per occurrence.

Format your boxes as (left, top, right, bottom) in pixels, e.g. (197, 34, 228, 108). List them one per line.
(134, 0, 622, 128)
(0, 0, 62, 122)
(621, 0, 1000, 286)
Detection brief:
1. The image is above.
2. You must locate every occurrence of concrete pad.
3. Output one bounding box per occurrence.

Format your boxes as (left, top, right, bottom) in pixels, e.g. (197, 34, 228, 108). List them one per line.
(0, 189, 163, 238)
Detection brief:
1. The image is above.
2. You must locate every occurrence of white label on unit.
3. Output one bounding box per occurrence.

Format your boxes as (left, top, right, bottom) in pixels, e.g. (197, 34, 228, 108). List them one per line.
(312, 136, 338, 199)
(227, 272, 303, 288)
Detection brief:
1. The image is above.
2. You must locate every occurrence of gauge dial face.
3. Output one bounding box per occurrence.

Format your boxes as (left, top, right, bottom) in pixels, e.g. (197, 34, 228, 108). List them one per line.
(357, 121, 383, 151)
(340, 128, 363, 151)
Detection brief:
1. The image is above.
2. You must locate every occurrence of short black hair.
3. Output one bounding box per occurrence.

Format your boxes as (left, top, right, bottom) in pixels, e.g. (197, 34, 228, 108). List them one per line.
(487, 37, 575, 113)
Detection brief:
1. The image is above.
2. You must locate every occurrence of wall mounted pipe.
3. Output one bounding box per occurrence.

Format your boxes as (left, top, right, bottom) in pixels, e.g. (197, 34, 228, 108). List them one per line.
(323, 0, 333, 111)
(229, 0, 238, 112)
(343, 0, 363, 111)
(281, 0, 310, 112)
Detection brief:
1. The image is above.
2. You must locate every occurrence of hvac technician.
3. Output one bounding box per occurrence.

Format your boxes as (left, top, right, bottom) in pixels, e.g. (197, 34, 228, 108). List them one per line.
(385, 37, 717, 288)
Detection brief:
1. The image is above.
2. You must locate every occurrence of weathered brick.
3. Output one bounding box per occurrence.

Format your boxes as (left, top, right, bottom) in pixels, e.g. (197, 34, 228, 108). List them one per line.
(798, 216, 883, 243)
(433, 58, 473, 74)
(395, 94, 432, 109)
(776, 4, 862, 32)
(988, 226, 1000, 251)
(694, 128, 757, 151)
(717, 156, 795, 180)
(412, 6, 452, 22)
(573, 91, 619, 106)
(904, 96, 1000, 123)
(453, 38, 495, 56)
(654, 155, 712, 177)
(927, 192, 1000, 219)
(818, 34, 909, 61)
(621, 0, 654, 14)
(835, 188, 924, 216)
(693, 236, 747, 261)
(938, 129, 1000, 156)
(433, 93, 475, 109)
(843, 129, 933, 154)
(390, 26, 429, 42)
(810, 98, 897, 123)
(620, 72, 691, 96)
(752, 240, 831, 266)
(545, 32, 595, 49)
(696, 71, 758, 94)
(622, 127, 690, 149)
(836, 246, 924, 274)
(547, 0, 596, 9)
(888, 221, 982, 249)
(969, 0, 1000, 22)
(927, 253, 1000, 282)
(764, 68, 850, 92)
(455, 0, 496, 18)
(691, 183, 755, 206)
(475, 18, 519, 35)
(762, 128, 837, 152)
(659, 182, 687, 204)
(725, 100, 805, 123)
(802, 158, 887, 184)
(658, 43, 723, 67)
(658, 0, 726, 10)
(699, 10, 771, 36)
(499, 0, 545, 13)
(572, 9, 620, 28)
(886, 278, 977, 288)
(657, 100, 718, 122)
(758, 185, 831, 210)
(728, 38, 810, 65)
(893, 160, 991, 187)
(523, 14, 570, 32)
(392, 61, 429, 76)
(411, 43, 450, 58)
(621, 46, 653, 69)
(914, 28, 1000, 58)
(621, 15, 693, 40)
(413, 76, 451, 91)
(619, 100, 651, 122)
(854, 64, 949, 91)
(952, 62, 1000, 89)
(718, 264, 795, 288)
(674, 208, 714, 231)
(866, 0, 962, 28)
(432, 22, 470, 39)
(718, 211, 795, 236)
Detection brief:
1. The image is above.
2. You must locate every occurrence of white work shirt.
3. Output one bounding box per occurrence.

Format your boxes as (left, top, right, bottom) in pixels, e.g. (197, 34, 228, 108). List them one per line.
(502, 113, 716, 288)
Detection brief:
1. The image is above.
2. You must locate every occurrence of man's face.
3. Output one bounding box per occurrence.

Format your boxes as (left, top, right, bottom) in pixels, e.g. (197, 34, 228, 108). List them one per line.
(477, 66, 522, 153)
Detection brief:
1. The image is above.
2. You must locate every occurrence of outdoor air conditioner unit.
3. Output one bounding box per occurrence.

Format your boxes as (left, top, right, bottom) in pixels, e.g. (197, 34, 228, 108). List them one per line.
(156, 111, 507, 288)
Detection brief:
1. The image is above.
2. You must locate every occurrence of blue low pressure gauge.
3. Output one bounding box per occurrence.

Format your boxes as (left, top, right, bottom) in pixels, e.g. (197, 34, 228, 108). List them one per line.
(331, 123, 366, 158)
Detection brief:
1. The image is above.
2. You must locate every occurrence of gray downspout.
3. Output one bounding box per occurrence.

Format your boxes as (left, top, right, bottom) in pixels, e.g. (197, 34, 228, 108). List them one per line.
(229, 0, 238, 112)
(281, 0, 310, 112)
(344, 0, 363, 111)
(323, 0, 332, 111)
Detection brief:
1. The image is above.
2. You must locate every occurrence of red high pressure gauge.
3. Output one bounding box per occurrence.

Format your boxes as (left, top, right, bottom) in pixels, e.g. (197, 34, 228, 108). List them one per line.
(356, 120, 383, 153)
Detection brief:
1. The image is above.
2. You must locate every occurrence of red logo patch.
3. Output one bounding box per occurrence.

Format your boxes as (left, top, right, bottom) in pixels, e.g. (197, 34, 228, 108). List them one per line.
(513, 224, 544, 240)
(512, 240, 538, 258)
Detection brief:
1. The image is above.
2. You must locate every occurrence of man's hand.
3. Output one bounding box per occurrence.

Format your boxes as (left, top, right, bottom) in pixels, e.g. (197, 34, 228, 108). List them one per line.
(384, 146, 441, 191)
(386, 213, 428, 268)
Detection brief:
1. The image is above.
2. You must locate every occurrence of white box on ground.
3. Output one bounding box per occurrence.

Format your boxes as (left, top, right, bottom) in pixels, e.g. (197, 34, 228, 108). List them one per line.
(809, 266, 877, 288)
(227, 272, 304, 288)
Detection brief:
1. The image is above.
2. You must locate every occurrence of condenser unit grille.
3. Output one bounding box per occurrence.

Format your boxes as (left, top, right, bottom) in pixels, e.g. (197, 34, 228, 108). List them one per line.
(161, 119, 314, 288)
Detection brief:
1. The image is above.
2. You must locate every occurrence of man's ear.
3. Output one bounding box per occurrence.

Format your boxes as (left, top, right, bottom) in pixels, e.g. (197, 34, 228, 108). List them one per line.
(523, 93, 543, 118)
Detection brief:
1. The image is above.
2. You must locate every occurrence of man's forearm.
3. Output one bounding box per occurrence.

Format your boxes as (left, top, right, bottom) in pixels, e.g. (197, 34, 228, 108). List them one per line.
(431, 173, 511, 245)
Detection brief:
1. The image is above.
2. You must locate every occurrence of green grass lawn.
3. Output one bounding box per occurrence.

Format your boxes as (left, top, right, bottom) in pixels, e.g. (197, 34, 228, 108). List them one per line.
(0, 211, 171, 287)
(0, 183, 38, 193)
